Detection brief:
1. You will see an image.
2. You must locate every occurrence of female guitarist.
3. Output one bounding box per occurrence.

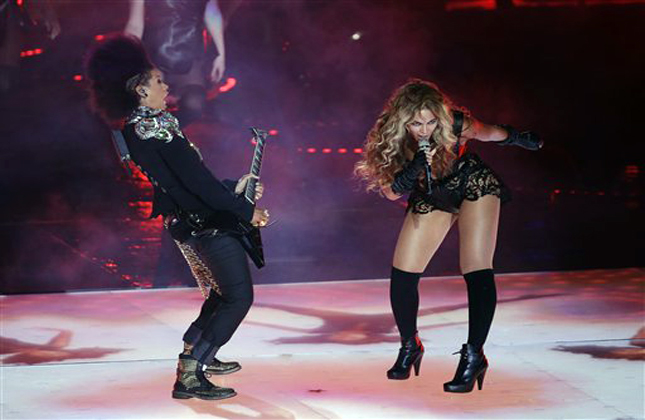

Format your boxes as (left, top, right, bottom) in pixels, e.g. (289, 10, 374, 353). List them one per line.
(86, 35, 269, 400)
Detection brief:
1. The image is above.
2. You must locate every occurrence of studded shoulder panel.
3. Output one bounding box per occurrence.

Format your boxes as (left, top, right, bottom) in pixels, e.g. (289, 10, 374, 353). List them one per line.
(127, 106, 184, 143)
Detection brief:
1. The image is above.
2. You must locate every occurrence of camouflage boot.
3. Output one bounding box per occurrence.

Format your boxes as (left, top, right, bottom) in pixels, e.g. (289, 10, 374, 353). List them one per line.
(205, 358, 242, 375)
(172, 354, 237, 400)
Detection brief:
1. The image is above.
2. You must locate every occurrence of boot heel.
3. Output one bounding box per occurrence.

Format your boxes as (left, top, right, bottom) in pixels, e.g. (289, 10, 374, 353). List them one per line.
(413, 353, 423, 376)
(386, 334, 425, 380)
(476, 369, 487, 390)
(172, 391, 193, 399)
(443, 344, 489, 393)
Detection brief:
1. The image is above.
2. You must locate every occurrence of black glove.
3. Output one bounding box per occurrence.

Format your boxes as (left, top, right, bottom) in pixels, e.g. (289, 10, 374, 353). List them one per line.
(497, 124, 543, 151)
(391, 150, 427, 195)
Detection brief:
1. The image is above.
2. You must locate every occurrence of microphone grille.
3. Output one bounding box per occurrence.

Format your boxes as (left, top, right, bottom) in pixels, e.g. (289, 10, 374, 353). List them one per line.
(418, 138, 432, 150)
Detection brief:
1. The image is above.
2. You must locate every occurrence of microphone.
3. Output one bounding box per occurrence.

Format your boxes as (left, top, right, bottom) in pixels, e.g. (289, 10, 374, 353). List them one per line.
(418, 137, 434, 195)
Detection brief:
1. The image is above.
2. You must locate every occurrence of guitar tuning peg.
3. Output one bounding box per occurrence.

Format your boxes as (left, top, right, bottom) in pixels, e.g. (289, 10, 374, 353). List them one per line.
(250, 127, 268, 138)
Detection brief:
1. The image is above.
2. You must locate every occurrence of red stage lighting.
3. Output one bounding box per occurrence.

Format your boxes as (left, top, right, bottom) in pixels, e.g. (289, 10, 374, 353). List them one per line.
(95, 34, 105, 41)
(307, 148, 317, 154)
(625, 165, 639, 177)
(219, 77, 237, 92)
(353, 148, 363, 154)
(446, 0, 496, 11)
(338, 148, 348, 154)
(269, 129, 278, 136)
(322, 148, 332, 154)
(73, 75, 83, 81)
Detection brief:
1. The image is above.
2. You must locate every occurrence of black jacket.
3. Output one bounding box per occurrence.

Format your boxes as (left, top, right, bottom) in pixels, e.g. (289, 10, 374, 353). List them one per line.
(122, 108, 253, 223)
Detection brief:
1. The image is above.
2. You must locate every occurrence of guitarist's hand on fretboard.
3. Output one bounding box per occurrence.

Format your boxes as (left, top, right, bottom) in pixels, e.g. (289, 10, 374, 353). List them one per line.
(235, 174, 264, 201)
(235, 174, 258, 195)
(253, 181, 264, 201)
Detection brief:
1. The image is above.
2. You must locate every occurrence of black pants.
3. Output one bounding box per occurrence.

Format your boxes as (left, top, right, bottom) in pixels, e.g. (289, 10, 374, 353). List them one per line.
(180, 233, 253, 365)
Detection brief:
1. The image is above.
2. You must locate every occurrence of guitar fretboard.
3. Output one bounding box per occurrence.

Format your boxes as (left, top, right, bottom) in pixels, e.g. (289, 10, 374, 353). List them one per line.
(245, 128, 268, 204)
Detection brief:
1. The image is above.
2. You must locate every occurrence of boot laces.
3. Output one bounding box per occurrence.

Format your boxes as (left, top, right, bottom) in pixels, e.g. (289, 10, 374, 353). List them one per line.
(451, 349, 468, 359)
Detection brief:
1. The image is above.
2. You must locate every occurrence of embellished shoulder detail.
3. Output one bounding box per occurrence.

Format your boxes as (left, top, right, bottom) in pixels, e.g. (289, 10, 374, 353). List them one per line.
(127, 106, 184, 142)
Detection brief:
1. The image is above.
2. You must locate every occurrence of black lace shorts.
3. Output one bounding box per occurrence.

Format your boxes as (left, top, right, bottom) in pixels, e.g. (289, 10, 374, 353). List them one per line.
(407, 153, 511, 215)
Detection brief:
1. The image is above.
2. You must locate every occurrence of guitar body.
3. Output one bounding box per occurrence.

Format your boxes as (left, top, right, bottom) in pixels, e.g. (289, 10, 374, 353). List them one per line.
(194, 210, 264, 269)
(237, 221, 265, 269)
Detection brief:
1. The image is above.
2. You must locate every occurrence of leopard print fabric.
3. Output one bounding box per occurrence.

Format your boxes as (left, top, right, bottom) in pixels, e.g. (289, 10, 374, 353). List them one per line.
(174, 240, 221, 299)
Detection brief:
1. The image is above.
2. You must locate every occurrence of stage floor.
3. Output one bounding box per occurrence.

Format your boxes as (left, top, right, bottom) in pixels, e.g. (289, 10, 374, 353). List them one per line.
(2, 268, 644, 419)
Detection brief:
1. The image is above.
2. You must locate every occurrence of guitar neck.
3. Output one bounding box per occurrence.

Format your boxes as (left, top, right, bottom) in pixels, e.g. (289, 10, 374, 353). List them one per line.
(244, 128, 268, 204)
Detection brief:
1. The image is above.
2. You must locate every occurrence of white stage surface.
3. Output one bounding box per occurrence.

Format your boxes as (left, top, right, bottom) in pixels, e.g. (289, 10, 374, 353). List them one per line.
(2, 268, 644, 419)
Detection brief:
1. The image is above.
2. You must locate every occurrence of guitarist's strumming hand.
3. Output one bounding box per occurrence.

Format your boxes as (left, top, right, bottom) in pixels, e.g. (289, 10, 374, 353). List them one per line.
(252, 208, 270, 228)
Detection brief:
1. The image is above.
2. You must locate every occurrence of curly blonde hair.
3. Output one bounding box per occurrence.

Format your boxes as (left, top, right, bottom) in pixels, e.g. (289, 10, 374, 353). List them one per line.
(355, 79, 461, 193)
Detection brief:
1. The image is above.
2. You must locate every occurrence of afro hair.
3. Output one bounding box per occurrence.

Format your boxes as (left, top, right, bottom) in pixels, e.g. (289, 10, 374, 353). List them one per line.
(85, 35, 154, 123)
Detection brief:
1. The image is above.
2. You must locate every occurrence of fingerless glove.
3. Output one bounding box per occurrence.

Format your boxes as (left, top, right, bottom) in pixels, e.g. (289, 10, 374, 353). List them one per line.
(497, 125, 543, 151)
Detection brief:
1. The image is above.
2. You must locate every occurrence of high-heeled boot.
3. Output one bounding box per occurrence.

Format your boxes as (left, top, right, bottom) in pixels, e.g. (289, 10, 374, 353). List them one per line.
(443, 343, 488, 393)
(387, 334, 424, 380)
(172, 354, 237, 400)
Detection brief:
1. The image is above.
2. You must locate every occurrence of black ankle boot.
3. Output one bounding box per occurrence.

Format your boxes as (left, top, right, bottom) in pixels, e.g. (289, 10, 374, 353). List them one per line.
(205, 358, 241, 375)
(443, 343, 488, 393)
(387, 334, 424, 380)
(172, 354, 237, 400)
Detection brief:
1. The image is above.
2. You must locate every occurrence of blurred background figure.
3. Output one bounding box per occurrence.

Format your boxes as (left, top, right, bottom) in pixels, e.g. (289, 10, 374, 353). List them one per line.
(124, 0, 227, 127)
(0, 0, 60, 92)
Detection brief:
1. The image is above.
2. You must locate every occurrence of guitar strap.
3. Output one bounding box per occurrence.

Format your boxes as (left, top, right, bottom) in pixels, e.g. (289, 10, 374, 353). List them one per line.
(110, 130, 133, 176)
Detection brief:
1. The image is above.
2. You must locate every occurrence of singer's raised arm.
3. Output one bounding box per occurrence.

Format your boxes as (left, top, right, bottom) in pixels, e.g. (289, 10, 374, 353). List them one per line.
(459, 117, 508, 143)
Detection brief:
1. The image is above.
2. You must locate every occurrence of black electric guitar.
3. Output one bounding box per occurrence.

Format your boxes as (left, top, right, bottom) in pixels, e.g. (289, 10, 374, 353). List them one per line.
(233, 127, 268, 269)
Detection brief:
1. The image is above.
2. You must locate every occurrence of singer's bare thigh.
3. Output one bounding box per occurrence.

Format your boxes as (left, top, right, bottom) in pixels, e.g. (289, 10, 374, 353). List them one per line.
(458, 195, 500, 274)
(393, 210, 457, 273)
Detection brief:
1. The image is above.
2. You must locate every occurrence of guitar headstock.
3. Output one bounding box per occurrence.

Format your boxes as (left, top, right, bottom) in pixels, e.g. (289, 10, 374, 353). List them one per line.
(250, 127, 269, 143)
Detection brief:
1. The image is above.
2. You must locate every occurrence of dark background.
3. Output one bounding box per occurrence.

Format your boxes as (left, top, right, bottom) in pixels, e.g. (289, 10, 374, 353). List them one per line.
(1, 0, 643, 294)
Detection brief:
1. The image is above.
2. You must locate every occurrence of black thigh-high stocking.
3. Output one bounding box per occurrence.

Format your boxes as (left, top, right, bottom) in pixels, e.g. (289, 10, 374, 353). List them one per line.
(464, 269, 497, 350)
(390, 267, 422, 340)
